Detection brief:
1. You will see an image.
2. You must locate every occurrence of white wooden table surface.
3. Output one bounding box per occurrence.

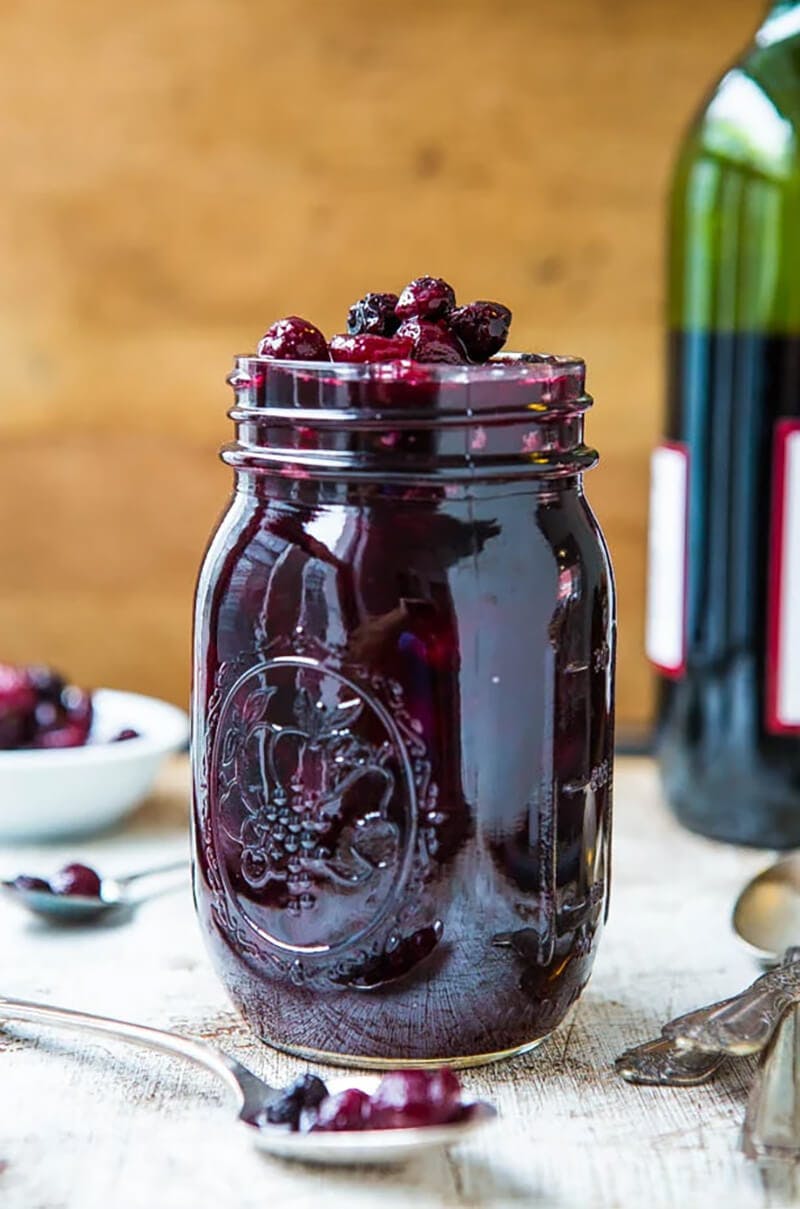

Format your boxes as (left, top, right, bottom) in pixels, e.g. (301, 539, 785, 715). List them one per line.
(2, 756, 797, 1209)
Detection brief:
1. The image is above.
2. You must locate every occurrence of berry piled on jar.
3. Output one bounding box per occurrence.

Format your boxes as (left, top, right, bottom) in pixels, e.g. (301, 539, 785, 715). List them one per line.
(0, 662, 139, 750)
(256, 277, 513, 365)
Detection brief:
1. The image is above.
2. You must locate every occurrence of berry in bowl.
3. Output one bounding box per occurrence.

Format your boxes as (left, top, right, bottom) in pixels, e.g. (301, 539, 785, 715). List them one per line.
(0, 663, 189, 841)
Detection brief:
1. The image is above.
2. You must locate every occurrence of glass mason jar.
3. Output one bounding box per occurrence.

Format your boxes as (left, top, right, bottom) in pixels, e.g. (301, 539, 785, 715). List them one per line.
(191, 355, 615, 1067)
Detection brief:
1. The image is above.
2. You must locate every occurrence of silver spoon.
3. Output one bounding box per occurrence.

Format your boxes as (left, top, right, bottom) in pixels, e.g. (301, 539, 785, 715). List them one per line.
(0, 859, 189, 923)
(0, 994, 496, 1166)
(731, 855, 800, 1162)
(615, 862, 800, 1089)
(614, 954, 800, 1087)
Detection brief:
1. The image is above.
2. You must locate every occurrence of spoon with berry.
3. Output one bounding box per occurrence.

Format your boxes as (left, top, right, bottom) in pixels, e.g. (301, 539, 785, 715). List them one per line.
(0, 994, 496, 1165)
(2, 858, 189, 923)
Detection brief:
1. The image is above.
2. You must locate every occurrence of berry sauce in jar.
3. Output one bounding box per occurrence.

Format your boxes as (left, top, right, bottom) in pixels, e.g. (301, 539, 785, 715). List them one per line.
(192, 355, 615, 1067)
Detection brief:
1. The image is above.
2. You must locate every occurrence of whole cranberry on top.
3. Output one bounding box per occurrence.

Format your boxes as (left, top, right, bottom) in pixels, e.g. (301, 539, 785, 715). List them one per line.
(329, 333, 413, 364)
(369, 1068, 463, 1129)
(395, 319, 466, 365)
(257, 316, 330, 362)
(50, 862, 102, 898)
(395, 276, 456, 322)
(347, 292, 400, 337)
(449, 301, 512, 362)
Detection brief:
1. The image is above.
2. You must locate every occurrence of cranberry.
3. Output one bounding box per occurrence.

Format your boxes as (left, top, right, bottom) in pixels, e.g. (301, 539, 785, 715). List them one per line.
(113, 728, 140, 742)
(257, 317, 330, 362)
(263, 1074, 328, 1130)
(347, 292, 400, 337)
(395, 276, 456, 322)
(369, 1069, 463, 1129)
(12, 874, 52, 894)
(310, 1088, 372, 1132)
(395, 319, 467, 364)
(0, 664, 37, 749)
(328, 334, 413, 364)
(50, 863, 102, 898)
(33, 724, 90, 749)
(448, 301, 512, 362)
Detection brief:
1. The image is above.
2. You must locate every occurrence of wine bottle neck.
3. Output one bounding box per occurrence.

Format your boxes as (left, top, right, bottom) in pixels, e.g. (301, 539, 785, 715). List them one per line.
(758, 1, 800, 45)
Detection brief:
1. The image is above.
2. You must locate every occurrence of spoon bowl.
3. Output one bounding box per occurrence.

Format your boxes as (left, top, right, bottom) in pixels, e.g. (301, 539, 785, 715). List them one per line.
(247, 1076, 496, 1166)
(0, 860, 188, 924)
(732, 853, 800, 960)
(0, 880, 128, 922)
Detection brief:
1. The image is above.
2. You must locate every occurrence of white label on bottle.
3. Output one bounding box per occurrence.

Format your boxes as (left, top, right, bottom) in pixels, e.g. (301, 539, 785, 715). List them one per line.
(646, 442, 689, 677)
(767, 421, 800, 733)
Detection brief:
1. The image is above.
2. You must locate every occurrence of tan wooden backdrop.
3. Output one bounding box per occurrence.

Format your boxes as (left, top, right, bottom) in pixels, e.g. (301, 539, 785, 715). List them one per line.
(0, 0, 764, 726)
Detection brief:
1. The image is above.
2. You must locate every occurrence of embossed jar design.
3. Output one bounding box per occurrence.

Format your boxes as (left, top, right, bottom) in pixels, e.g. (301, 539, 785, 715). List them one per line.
(191, 355, 616, 1066)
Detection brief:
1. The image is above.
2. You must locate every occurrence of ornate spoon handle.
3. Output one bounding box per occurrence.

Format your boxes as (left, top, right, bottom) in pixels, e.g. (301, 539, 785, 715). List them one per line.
(663, 961, 800, 1056)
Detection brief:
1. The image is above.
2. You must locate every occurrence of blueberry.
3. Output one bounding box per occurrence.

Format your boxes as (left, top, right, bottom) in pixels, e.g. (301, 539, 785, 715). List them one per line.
(12, 874, 52, 894)
(448, 301, 512, 362)
(257, 317, 330, 362)
(32, 685, 93, 748)
(395, 319, 467, 364)
(328, 334, 413, 364)
(395, 277, 456, 322)
(50, 863, 102, 898)
(26, 666, 66, 703)
(264, 1074, 329, 1130)
(346, 292, 400, 337)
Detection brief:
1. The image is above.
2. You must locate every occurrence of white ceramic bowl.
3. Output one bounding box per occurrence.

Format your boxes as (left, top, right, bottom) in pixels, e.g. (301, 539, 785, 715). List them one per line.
(0, 689, 190, 842)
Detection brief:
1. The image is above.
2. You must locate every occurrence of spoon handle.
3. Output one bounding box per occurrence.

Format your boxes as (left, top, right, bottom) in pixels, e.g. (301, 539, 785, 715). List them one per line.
(663, 961, 800, 1056)
(117, 859, 190, 888)
(0, 994, 270, 1117)
(742, 1003, 800, 1162)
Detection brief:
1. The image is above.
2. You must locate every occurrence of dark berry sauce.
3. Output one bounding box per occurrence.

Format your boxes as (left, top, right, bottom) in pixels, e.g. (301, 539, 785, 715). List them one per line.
(193, 351, 614, 1065)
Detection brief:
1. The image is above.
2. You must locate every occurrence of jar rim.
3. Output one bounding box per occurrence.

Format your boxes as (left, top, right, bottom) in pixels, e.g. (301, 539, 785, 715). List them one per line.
(229, 350, 585, 393)
(224, 350, 596, 482)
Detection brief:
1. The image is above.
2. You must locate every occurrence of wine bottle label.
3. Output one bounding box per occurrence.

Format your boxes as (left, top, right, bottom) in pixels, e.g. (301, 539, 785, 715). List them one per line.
(766, 420, 800, 734)
(646, 442, 689, 677)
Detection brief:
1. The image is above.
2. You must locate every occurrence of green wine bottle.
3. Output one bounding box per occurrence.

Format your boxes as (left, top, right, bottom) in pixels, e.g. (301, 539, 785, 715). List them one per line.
(647, 1, 800, 846)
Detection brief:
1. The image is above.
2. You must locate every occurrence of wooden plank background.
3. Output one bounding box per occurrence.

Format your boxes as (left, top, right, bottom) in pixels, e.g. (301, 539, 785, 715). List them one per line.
(0, 0, 764, 725)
